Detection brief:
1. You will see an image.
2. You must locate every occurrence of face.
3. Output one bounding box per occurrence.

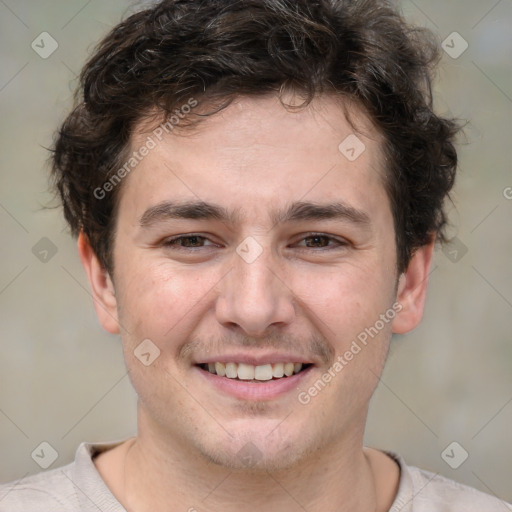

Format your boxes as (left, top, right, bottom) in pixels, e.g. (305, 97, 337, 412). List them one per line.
(81, 94, 433, 472)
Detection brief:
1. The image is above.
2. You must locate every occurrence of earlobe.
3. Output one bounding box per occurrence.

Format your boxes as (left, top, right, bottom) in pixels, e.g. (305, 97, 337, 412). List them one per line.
(77, 231, 120, 334)
(392, 239, 435, 335)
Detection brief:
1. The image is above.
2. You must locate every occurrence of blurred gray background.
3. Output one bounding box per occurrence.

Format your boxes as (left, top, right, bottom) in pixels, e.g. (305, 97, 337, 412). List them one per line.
(0, 0, 511, 503)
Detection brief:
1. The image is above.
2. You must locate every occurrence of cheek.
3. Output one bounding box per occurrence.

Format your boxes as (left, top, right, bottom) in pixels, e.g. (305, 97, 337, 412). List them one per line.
(116, 260, 218, 343)
(291, 261, 396, 391)
(292, 260, 395, 327)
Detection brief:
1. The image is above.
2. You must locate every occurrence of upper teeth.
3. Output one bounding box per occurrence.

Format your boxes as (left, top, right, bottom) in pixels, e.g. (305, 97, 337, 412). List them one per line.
(207, 362, 303, 380)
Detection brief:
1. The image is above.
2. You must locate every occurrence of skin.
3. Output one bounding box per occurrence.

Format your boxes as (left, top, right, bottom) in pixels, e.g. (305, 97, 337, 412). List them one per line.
(79, 94, 434, 512)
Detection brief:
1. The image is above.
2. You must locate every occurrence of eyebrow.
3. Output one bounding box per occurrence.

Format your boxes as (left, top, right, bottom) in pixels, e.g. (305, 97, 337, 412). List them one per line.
(138, 200, 371, 229)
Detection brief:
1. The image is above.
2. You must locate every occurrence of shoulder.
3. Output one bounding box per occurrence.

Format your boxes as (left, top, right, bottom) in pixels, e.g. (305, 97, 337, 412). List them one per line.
(0, 440, 127, 512)
(0, 463, 78, 512)
(391, 453, 511, 512)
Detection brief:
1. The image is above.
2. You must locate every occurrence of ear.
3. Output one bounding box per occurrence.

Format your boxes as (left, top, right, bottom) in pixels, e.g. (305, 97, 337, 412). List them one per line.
(77, 231, 120, 334)
(392, 238, 435, 334)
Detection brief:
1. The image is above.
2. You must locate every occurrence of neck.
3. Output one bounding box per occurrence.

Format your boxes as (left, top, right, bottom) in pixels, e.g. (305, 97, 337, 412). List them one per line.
(118, 414, 384, 512)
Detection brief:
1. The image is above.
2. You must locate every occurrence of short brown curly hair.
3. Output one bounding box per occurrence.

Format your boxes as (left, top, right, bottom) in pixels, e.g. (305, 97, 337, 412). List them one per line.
(51, 0, 460, 275)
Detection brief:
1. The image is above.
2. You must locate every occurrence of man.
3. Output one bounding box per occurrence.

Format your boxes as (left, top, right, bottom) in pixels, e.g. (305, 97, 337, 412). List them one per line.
(0, 0, 508, 510)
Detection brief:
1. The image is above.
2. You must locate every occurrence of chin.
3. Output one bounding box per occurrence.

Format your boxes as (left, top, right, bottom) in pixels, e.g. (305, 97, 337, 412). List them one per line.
(195, 421, 318, 472)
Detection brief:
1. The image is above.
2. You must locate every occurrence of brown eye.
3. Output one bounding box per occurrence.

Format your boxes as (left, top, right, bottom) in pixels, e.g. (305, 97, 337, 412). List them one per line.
(163, 235, 215, 250)
(295, 234, 347, 250)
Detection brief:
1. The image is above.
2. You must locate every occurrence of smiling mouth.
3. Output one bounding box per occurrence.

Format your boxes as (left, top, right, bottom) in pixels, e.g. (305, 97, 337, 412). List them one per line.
(197, 362, 312, 382)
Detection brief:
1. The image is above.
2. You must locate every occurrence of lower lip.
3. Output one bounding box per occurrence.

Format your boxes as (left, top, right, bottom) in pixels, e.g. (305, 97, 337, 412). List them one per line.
(195, 365, 314, 401)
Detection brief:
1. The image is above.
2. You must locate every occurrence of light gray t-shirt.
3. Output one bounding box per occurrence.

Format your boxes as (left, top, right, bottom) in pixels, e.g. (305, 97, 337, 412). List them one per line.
(0, 441, 509, 511)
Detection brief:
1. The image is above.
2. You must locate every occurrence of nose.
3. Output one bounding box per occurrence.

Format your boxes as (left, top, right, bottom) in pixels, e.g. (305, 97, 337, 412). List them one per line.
(215, 245, 296, 338)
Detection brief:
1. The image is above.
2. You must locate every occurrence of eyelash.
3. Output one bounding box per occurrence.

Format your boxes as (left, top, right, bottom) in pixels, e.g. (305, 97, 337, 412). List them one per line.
(162, 233, 348, 252)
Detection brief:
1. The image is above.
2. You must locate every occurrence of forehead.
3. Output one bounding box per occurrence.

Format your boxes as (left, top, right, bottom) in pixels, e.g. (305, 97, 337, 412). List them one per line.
(119, 94, 388, 228)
